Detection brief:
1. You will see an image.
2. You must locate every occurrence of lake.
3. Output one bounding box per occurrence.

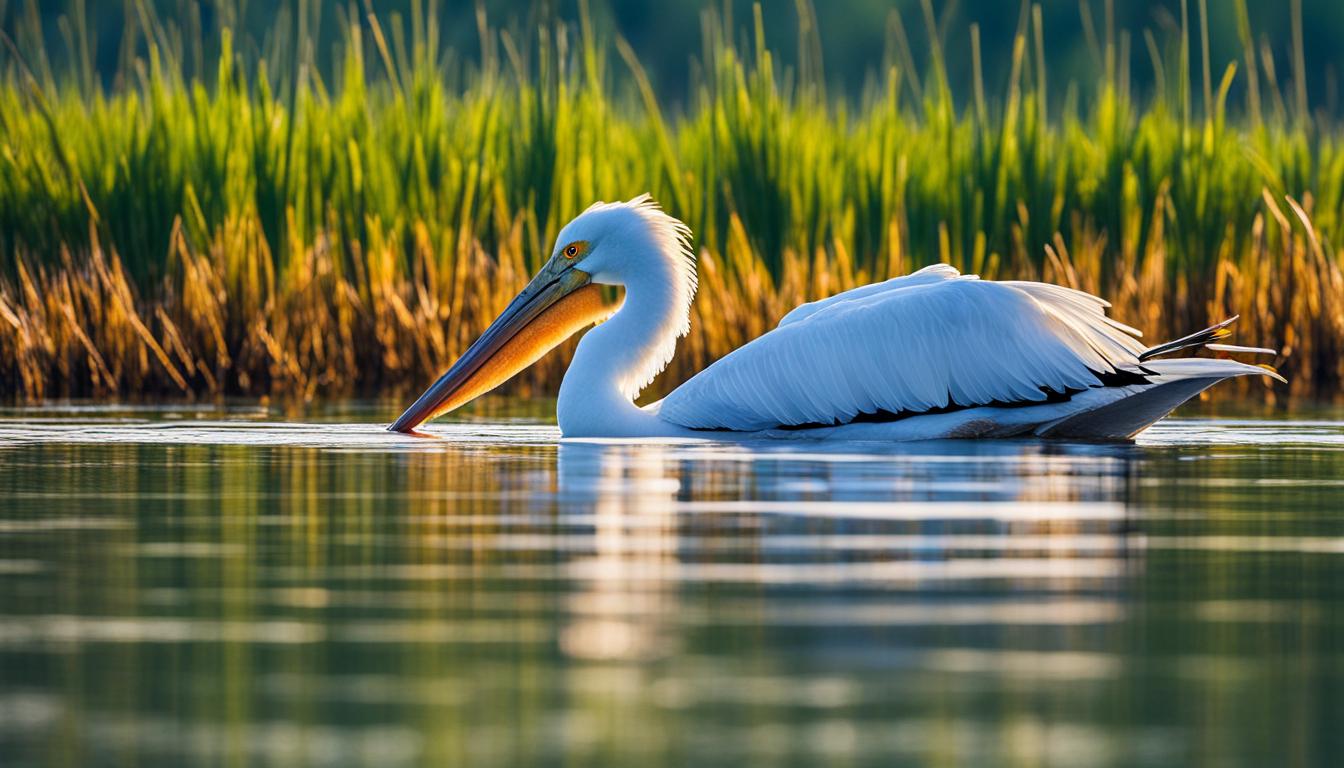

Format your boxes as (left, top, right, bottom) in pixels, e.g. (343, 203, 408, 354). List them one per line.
(1, 401, 1342, 767)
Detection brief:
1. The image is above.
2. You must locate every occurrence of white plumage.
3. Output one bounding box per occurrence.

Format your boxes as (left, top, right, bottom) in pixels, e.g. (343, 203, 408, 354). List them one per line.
(657, 265, 1158, 431)
(393, 196, 1283, 440)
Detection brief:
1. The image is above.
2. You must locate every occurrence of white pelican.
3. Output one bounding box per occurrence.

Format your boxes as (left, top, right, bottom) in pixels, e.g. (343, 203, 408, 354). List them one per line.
(390, 196, 1281, 440)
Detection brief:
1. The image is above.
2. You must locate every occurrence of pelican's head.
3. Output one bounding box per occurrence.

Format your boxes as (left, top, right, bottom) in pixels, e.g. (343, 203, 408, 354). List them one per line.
(390, 195, 695, 432)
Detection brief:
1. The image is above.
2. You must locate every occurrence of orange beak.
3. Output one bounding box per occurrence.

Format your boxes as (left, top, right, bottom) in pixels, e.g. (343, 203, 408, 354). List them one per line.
(389, 265, 611, 433)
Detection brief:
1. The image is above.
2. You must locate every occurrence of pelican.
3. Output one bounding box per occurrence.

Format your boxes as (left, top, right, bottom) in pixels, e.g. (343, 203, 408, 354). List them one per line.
(391, 196, 1281, 440)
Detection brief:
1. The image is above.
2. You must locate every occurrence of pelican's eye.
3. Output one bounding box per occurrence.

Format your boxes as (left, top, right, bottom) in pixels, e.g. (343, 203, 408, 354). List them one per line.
(561, 242, 586, 260)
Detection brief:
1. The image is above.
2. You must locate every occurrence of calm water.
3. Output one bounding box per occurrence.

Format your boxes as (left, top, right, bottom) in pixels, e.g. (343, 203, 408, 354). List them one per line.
(0, 401, 1342, 768)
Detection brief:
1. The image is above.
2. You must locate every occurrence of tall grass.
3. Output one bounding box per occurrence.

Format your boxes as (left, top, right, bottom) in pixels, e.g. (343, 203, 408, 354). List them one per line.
(1, 1, 1341, 404)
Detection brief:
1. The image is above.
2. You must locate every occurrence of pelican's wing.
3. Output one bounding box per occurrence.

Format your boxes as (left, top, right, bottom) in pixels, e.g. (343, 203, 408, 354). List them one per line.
(775, 263, 964, 326)
(656, 266, 1151, 431)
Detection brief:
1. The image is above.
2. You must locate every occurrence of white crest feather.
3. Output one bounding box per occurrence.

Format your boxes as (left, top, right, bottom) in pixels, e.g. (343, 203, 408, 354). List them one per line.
(581, 194, 697, 399)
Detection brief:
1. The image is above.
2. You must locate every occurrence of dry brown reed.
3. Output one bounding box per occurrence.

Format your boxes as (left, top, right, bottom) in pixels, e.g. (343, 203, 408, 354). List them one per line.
(2, 2, 1342, 406)
(3, 187, 1339, 406)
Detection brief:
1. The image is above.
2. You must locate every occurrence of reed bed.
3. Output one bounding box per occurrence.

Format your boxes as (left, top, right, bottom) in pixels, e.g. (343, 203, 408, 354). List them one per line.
(1, 1, 1342, 404)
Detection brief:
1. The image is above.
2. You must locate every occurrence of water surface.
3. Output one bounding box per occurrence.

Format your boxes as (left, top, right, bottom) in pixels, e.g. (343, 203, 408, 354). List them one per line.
(1, 401, 1342, 767)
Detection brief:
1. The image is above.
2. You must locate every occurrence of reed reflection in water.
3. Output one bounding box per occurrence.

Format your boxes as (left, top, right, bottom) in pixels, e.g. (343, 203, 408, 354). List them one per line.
(0, 406, 1341, 767)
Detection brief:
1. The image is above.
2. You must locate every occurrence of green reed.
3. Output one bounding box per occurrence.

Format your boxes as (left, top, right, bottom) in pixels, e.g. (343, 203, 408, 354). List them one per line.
(1, 0, 1341, 403)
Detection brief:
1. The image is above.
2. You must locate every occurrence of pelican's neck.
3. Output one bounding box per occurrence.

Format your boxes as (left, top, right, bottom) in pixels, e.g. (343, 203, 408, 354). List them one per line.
(557, 267, 692, 438)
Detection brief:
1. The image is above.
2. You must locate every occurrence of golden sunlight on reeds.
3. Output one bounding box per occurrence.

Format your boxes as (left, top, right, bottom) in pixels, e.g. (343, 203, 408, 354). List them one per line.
(1, 1, 1342, 403)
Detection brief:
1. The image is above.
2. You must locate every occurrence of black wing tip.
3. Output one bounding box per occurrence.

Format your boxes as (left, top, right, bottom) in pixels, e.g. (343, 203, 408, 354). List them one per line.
(1139, 316, 1240, 363)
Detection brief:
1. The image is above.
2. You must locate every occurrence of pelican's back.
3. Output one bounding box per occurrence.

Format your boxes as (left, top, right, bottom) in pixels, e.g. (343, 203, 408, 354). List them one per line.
(655, 265, 1278, 439)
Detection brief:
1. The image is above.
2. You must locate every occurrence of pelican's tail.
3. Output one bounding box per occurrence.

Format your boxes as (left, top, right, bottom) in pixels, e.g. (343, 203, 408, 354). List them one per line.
(1135, 315, 1281, 362)
(1037, 358, 1283, 440)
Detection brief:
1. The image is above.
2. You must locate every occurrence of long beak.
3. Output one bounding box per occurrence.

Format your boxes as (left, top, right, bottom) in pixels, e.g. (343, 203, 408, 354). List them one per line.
(389, 263, 610, 433)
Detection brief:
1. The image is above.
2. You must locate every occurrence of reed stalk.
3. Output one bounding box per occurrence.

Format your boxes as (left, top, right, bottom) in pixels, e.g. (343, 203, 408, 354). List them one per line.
(1, 1, 1340, 404)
